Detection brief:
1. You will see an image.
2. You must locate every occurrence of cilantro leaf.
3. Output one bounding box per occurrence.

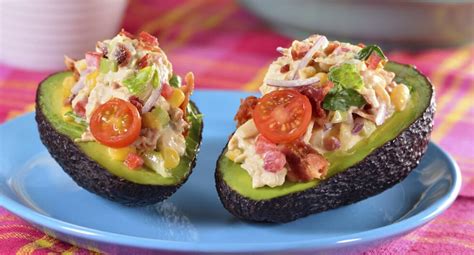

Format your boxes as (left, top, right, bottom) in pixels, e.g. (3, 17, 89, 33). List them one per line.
(322, 86, 366, 111)
(169, 74, 181, 88)
(357, 45, 386, 61)
(328, 63, 364, 91)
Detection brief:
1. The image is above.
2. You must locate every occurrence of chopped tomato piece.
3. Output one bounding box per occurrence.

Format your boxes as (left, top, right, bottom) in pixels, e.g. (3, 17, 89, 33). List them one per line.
(367, 53, 382, 69)
(139, 31, 159, 50)
(124, 152, 144, 169)
(85, 52, 102, 69)
(90, 98, 142, 148)
(253, 89, 312, 144)
(73, 99, 87, 118)
(160, 83, 174, 99)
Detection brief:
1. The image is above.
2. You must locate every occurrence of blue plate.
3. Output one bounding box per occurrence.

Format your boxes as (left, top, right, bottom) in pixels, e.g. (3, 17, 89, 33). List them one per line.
(0, 91, 461, 254)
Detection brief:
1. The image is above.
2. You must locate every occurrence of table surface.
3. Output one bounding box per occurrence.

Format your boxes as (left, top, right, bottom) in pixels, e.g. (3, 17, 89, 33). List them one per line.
(0, 0, 473, 254)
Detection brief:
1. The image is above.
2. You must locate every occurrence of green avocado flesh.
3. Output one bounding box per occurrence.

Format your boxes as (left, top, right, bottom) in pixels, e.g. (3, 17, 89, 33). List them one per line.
(38, 72, 203, 185)
(218, 62, 432, 200)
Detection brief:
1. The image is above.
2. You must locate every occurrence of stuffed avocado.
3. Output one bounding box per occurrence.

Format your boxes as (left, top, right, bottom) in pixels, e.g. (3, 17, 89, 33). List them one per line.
(36, 30, 203, 206)
(216, 35, 435, 222)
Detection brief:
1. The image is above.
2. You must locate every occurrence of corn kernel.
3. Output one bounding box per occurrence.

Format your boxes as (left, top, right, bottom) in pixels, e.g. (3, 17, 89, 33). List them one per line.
(315, 72, 328, 85)
(85, 70, 99, 92)
(62, 76, 76, 99)
(108, 146, 136, 161)
(391, 84, 410, 111)
(225, 149, 242, 162)
(61, 105, 73, 122)
(298, 66, 317, 79)
(142, 112, 161, 129)
(163, 147, 180, 169)
(168, 88, 186, 108)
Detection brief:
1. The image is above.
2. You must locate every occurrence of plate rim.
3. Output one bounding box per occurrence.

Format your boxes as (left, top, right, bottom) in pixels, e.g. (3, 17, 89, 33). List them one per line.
(0, 110, 462, 253)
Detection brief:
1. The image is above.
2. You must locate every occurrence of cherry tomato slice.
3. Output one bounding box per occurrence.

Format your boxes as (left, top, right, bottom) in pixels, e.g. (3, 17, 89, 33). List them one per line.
(90, 98, 142, 148)
(253, 89, 312, 144)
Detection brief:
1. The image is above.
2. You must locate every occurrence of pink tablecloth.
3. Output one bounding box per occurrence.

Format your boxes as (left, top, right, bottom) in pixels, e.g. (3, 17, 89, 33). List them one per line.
(0, 0, 473, 254)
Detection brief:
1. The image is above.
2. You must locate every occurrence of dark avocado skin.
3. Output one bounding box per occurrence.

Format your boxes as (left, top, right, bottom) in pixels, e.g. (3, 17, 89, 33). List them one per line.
(215, 63, 435, 223)
(35, 73, 203, 206)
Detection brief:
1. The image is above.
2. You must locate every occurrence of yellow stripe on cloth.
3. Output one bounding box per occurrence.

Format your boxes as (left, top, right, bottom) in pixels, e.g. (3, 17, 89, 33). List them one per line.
(436, 61, 474, 113)
(243, 66, 269, 91)
(430, 46, 472, 88)
(139, 0, 207, 34)
(432, 83, 474, 142)
(16, 234, 58, 255)
(6, 103, 35, 121)
(404, 234, 474, 250)
(164, 4, 237, 51)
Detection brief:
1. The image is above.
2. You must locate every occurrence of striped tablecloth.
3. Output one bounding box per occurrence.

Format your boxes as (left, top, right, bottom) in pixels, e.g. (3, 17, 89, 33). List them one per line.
(0, 0, 473, 254)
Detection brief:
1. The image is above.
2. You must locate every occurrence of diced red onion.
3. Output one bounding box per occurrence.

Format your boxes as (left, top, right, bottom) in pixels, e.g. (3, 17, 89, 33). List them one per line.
(70, 78, 85, 95)
(142, 86, 163, 113)
(352, 118, 364, 134)
(323, 122, 332, 131)
(291, 35, 328, 79)
(276, 47, 286, 54)
(265, 76, 320, 88)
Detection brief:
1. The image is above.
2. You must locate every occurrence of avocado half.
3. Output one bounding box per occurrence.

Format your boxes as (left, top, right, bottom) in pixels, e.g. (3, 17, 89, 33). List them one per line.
(215, 62, 435, 223)
(36, 72, 203, 206)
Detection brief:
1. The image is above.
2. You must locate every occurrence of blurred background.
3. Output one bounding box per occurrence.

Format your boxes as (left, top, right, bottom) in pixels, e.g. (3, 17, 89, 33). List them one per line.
(0, 0, 473, 254)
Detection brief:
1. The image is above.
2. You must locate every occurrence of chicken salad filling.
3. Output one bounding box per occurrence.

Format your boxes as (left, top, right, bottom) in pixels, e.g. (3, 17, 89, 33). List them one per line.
(227, 35, 411, 188)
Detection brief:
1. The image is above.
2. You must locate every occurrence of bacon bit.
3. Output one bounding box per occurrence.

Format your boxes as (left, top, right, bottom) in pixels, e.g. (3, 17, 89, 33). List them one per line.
(298, 81, 333, 119)
(96, 41, 108, 58)
(73, 98, 87, 118)
(282, 141, 329, 182)
(254, 135, 286, 172)
(119, 29, 135, 39)
(291, 44, 310, 60)
(357, 43, 366, 48)
(114, 43, 131, 67)
(180, 72, 195, 116)
(137, 54, 150, 69)
(263, 150, 287, 172)
(280, 64, 290, 73)
(129, 96, 143, 113)
(255, 134, 278, 154)
(160, 83, 174, 99)
(85, 52, 102, 69)
(138, 31, 159, 50)
(64, 56, 80, 79)
(367, 53, 382, 70)
(324, 42, 340, 55)
(323, 136, 340, 151)
(234, 96, 259, 127)
(124, 153, 144, 169)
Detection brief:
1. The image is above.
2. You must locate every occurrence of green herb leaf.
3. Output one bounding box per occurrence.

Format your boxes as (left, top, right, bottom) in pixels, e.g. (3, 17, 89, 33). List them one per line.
(152, 68, 160, 89)
(357, 45, 386, 61)
(322, 87, 366, 111)
(123, 66, 154, 94)
(328, 63, 364, 91)
(169, 74, 181, 88)
(99, 58, 118, 73)
(64, 111, 87, 127)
